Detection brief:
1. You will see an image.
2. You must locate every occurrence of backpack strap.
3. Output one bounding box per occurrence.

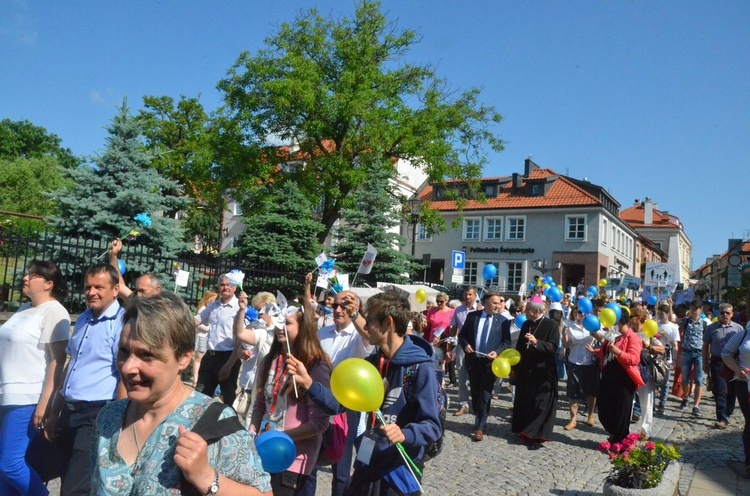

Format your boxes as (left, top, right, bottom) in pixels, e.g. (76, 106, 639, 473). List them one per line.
(402, 363, 420, 403)
(191, 402, 244, 445)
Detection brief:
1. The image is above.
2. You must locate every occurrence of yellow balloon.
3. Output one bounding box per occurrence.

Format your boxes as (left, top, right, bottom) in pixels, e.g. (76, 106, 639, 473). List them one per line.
(492, 357, 511, 378)
(415, 288, 427, 304)
(643, 319, 658, 338)
(598, 278, 608, 287)
(499, 348, 521, 366)
(619, 295, 627, 302)
(711, 317, 718, 323)
(557, 284, 564, 290)
(599, 308, 617, 328)
(542, 283, 551, 290)
(330, 358, 384, 412)
(620, 305, 630, 317)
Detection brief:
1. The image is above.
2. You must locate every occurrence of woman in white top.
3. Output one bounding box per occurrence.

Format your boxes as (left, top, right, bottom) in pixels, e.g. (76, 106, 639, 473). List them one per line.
(562, 306, 600, 430)
(721, 327, 750, 475)
(0, 260, 70, 495)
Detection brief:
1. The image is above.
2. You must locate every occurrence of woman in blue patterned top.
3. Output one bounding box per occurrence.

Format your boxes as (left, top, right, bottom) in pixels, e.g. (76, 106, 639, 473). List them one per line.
(92, 293, 271, 495)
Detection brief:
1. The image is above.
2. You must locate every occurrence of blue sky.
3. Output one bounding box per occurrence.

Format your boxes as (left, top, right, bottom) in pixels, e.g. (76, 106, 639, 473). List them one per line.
(2, 0, 748, 269)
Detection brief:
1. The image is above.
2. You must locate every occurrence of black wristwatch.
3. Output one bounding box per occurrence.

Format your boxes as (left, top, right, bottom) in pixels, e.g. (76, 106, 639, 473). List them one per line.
(351, 311, 360, 320)
(206, 468, 219, 495)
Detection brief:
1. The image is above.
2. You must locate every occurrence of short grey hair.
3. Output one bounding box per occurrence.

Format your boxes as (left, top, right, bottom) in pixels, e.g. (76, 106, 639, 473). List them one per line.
(718, 303, 733, 313)
(122, 292, 194, 361)
(527, 299, 545, 313)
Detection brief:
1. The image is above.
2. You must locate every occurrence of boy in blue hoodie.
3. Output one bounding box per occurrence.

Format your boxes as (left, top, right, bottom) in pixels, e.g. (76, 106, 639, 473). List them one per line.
(287, 290, 441, 496)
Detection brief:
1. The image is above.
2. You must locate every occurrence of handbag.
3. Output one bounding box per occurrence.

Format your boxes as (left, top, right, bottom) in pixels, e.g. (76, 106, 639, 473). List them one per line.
(650, 354, 669, 387)
(638, 349, 652, 384)
(718, 329, 748, 381)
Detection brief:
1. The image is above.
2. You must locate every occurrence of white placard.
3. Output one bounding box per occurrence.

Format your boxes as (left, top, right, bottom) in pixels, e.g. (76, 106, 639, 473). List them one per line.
(316, 273, 329, 289)
(315, 252, 328, 267)
(175, 270, 189, 287)
(338, 273, 350, 290)
(451, 268, 464, 284)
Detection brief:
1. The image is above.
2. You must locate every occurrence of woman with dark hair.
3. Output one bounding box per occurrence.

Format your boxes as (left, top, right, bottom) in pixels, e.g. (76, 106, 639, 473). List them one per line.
(250, 299, 332, 495)
(587, 309, 645, 443)
(0, 261, 70, 495)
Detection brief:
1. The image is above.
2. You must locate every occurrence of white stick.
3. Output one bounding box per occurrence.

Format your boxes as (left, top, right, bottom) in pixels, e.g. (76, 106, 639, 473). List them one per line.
(283, 326, 299, 398)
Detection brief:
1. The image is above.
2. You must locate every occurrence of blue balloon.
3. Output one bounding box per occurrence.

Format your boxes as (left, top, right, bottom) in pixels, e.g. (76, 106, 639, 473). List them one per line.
(255, 430, 296, 473)
(583, 314, 601, 333)
(578, 297, 593, 314)
(605, 302, 622, 322)
(483, 264, 497, 281)
(514, 314, 527, 328)
(528, 283, 535, 291)
(647, 295, 657, 306)
(548, 287, 563, 303)
(588, 286, 599, 296)
(117, 259, 126, 275)
(700, 313, 706, 319)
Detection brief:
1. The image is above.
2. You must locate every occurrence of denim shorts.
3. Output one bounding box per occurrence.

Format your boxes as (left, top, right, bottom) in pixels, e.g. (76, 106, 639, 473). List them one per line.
(681, 349, 705, 387)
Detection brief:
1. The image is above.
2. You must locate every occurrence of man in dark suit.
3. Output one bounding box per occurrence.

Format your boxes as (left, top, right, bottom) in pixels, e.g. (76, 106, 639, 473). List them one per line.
(458, 292, 509, 441)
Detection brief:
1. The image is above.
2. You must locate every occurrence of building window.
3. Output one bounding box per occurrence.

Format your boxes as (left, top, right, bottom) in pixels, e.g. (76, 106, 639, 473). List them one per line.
(531, 184, 542, 196)
(435, 187, 446, 199)
(508, 262, 522, 292)
(506, 216, 526, 241)
(463, 218, 481, 241)
(230, 201, 242, 217)
(465, 261, 478, 285)
(565, 215, 587, 241)
(485, 218, 503, 241)
(602, 219, 607, 245)
(416, 223, 431, 241)
(484, 184, 496, 198)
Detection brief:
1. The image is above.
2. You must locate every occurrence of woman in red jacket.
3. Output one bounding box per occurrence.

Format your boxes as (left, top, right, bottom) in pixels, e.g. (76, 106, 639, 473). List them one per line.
(587, 310, 645, 443)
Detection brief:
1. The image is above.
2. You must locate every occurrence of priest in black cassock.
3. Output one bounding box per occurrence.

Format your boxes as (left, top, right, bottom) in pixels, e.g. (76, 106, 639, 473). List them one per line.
(511, 295, 560, 450)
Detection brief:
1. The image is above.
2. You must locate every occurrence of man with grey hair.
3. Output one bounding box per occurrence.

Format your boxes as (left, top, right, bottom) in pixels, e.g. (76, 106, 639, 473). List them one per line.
(108, 238, 163, 298)
(703, 302, 744, 428)
(194, 274, 242, 405)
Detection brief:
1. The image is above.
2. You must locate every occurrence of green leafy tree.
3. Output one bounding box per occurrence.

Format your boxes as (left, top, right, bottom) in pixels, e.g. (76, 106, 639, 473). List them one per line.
(0, 156, 73, 231)
(48, 100, 189, 276)
(139, 95, 224, 248)
(216, 1, 503, 243)
(235, 182, 324, 275)
(0, 118, 81, 169)
(333, 165, 419, 283)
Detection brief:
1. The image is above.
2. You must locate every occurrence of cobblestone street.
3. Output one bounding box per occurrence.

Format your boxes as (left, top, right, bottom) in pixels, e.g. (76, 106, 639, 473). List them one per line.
(48, 380, 750, 495)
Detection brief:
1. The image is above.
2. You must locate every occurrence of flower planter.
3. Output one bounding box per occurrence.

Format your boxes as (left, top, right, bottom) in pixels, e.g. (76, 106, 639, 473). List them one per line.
(603, 461, 681, 496)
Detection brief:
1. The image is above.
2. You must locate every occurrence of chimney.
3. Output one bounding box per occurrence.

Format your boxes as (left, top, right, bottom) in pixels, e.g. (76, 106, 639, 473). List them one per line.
(512, 172, 523, 190)
(644, 197, 654, 225)
(524, 158, 539, 177)
(634, 198, 640, 206)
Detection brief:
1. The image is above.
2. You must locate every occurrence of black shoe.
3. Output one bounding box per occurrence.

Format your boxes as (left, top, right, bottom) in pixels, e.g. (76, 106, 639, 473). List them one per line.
(526, 442, 542, 451)
(631, 412, 640, 423)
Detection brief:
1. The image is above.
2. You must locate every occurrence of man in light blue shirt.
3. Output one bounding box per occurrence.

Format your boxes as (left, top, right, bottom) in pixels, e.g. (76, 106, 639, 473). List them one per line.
(45, 264, 125, 496)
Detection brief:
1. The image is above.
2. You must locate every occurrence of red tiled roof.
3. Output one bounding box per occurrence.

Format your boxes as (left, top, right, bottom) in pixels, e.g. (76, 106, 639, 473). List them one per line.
(419, 168, 601, 211)
(619, 204, 682, 229)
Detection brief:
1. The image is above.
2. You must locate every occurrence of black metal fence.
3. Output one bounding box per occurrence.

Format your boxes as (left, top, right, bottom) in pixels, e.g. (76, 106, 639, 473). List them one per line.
(0, 229, 307, 313)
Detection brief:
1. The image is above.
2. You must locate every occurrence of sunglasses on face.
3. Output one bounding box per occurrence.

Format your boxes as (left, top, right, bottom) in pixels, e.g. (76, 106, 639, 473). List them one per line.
(720, 311, 732, 315)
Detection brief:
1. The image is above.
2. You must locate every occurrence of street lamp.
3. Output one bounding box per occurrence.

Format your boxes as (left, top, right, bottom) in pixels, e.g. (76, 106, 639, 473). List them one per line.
(532, 259, 562, 284)
(407, 196, 422, 257)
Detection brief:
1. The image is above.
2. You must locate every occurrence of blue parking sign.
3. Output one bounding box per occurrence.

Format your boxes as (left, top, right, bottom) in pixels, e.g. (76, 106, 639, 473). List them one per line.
(451, 250, 465, 269)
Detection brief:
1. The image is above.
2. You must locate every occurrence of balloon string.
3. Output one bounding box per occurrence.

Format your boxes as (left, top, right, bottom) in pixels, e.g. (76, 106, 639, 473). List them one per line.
(375, 410, 424, 494)
(283, 328, 299, 398)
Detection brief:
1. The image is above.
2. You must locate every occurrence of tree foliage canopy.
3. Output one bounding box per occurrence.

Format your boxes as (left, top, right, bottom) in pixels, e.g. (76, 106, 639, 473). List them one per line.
(139, 95, 224, 247)
(0, 118, 80, 169)
(216, 1, 503, 242)
(49, 101, 189, 258)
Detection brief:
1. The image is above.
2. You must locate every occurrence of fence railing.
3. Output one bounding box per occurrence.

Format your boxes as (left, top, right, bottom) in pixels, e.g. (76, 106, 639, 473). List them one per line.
(0, 228, 307, 313)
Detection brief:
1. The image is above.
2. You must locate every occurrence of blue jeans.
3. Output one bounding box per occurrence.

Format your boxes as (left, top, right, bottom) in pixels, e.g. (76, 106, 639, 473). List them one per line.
(657, 368, 672, 409)
(710, 356, 736, 423)
(0, 404, 48, 496)
(681, 349, 705, 387)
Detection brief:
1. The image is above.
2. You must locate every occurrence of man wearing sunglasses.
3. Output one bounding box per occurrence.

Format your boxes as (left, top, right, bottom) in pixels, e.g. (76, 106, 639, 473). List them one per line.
(703, 303, 743, 428)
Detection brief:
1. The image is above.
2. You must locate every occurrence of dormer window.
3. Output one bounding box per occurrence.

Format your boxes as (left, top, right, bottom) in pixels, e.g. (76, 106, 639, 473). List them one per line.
(484, 184, 496, 198)
(530, 184, 542, 196)
(435, 187, 446, 199)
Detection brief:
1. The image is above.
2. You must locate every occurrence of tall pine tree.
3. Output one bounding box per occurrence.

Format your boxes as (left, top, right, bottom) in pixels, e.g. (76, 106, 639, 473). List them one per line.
(48, 100, 189, 277)
(235, 181, 324, 275)
(334, 164, 419, 284)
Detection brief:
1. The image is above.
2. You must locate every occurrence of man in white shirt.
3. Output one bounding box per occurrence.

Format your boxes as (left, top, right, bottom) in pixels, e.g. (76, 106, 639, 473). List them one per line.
(194, 274, 241, 406)
(447, 286, 481, 416)
(317, 290, 372, 496)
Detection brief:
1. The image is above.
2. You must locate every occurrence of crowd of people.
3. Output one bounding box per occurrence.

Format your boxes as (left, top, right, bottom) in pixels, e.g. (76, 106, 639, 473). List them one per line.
(2, 249, 750, 495)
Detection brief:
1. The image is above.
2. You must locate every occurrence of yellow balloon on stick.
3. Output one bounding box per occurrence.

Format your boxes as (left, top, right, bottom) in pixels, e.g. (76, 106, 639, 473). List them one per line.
(598, 278, 608, 287)
(492, 357, 511, 378)
(330, 358, 384, 412)
(415, 288, 427, 304)
(499, 348, 521, 366)
(643, 319, 658, 338)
